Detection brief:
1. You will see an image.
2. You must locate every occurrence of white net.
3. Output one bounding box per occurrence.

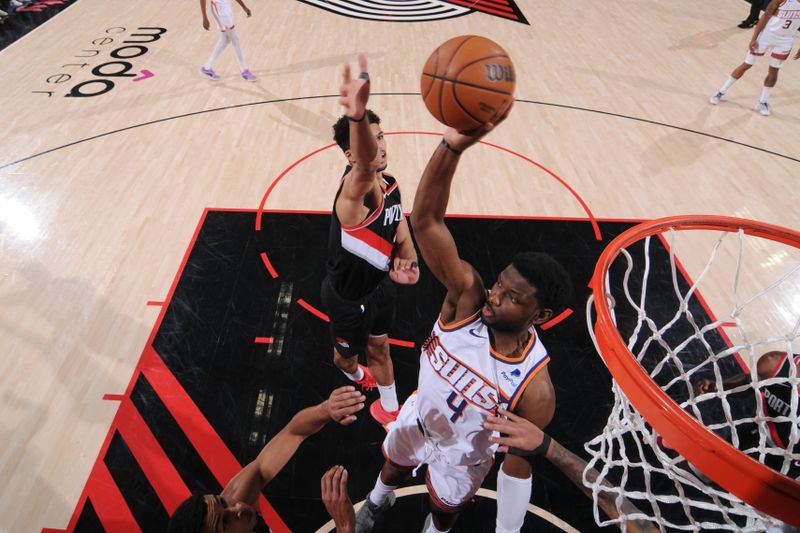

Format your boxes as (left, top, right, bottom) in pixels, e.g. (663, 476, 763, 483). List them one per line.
(584, 223, 800, 532)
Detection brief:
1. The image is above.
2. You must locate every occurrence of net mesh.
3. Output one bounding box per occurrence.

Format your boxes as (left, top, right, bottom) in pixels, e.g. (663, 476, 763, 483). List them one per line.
(584, 224, 800, 532)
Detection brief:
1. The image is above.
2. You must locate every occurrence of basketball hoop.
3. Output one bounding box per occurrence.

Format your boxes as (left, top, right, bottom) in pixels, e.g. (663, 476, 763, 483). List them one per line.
(585, 215, 800, 530)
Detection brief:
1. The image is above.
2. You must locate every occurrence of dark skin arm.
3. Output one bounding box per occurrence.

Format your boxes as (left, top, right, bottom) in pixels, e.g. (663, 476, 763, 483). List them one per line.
(694, 350, 788, 396)
(221, 386, 365, 505)
(749, 0, 779, 53)
(486, 409, 659, 533)
(321, 466, 355, 533)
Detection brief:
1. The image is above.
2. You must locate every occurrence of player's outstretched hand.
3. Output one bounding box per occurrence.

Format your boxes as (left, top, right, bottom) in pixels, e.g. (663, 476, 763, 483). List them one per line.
(327, 386, 366, 426)
(443, 100, 514, 153)
(321, 466, 355, 533)
(485, 408, 545, 453)
(339, 54, 370, 121)
(389, 258, 420, 285)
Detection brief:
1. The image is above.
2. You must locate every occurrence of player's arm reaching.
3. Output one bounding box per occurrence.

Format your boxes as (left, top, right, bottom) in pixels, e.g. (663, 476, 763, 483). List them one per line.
(336, 54, 380, 226)
(220, 386, 365, 505)
(234, 0, 252, 17)
(199, 0, 210, 30)
(749, 0, 779, 53)
(695, 350, 790, 395)
(411, 109, 511, 320)
(389, 217, 419, 284)
(485, 409, 659, 533)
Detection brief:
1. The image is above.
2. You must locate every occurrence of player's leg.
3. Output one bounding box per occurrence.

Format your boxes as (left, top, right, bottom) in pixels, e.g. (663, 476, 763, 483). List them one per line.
(356, 399, 422, 532)
(496, 454, 533, 533)
(226, 26, 256, 81)
(366, 278, 400, 422)
(755, 48, 788, 116)
(424, 457, 493, 533)
(201, 30, 228, 79)
(710, 43, 762, 104)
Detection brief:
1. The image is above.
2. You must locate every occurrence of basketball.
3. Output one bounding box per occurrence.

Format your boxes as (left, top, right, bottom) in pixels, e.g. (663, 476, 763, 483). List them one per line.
(420, 35, 515, 131)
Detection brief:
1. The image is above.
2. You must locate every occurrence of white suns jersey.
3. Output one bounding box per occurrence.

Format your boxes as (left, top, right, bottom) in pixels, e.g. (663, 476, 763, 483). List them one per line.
(766, 0, 800, 37)
(416, 312, 550, 466)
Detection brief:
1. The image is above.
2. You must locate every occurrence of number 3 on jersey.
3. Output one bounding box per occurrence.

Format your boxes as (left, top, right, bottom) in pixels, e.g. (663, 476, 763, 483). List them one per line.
(446, 391, 468, 422)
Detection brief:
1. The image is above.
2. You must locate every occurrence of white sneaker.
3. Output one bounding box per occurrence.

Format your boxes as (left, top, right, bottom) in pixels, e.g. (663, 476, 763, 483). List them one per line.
(709, 91, 724, 105)
(755, 101, 770, 116)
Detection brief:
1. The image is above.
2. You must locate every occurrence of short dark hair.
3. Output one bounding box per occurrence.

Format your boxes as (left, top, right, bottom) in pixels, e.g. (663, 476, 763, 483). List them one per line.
(511, 252, 573, 313)
(332, 109, 381, 151)
(167, 494, 206, 533)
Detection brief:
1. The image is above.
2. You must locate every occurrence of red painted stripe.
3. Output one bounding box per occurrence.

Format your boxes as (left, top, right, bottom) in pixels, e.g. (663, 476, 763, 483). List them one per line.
(116, 399, 191, 514)
(254, 337, 274, 344)
(344, 226, 394, 257)
(541, 308, 573, 330)
(720, 321, 737, 328)
(87, 461, 142, 532)
(260, 252, 279, 278)
(140, 346, 290, 533)
(255, 143, 337, 231)
(146, 301, 165, 307)
(445, 0, 519, 19)
(297, 298, 330, 322)
(103, 394, 125, 401)
(388, 338, 415, 348)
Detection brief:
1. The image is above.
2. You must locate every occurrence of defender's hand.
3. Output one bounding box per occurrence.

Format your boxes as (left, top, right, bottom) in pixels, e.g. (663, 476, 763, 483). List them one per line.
(389, 258, 420, 285)
(339, 54, 370, 121)
(327, 386, 366, 426)
(485, 408, 544, 453)
(321, 466, 355, 533)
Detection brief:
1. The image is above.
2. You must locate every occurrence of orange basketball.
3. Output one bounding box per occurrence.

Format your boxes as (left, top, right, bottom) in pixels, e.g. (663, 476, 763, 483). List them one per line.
(420, 35, 515, 131)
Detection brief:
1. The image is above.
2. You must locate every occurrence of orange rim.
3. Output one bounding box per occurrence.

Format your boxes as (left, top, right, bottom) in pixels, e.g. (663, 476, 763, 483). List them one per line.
(590, 215, 800, 526)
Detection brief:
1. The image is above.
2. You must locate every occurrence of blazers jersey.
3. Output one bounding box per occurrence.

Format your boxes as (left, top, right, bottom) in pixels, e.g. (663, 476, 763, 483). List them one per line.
(761, 352, 800, 450)
(326, 169, 404, 300)
(416, 312, 550, 466)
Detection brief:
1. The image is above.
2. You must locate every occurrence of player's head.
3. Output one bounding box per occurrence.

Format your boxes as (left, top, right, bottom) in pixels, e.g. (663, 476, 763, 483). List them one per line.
(168, 493, 258, 533)
(482, 252, 572, 332)
(332, 109, 387, 171)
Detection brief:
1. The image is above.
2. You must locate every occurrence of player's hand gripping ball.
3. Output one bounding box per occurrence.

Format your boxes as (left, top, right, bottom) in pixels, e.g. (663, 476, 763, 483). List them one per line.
(421, 35, 515, 131)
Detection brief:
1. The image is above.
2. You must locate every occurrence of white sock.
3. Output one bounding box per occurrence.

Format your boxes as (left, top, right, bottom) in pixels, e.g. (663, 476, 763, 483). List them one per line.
(423, 514, 449, 533)
(204, 31, 229, 69)
(341, 365, 364, 382)
(719, 76, 737, 93)
(369, 477, 396, 507)
(760, 86, 772, 103)
(378, 382, 399, 412)
(496, 467, 532, 533)
(227, 27, 247, 71)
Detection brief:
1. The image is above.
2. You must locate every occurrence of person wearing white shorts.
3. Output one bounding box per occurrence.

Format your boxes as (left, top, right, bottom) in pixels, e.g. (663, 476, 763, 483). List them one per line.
(199, 0, 257, 82)
(709, 0, 800, 115)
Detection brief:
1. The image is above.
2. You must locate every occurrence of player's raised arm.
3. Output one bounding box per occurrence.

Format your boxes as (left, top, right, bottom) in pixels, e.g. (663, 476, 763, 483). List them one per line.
(411, 108, 511, 313)
(221, 386, 365, 505)
(338, 54, 378, 205)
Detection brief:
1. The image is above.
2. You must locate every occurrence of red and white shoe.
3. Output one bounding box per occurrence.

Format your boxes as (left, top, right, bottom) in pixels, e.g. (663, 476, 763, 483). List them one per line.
(370, 399, 400, 425)
(354, 364, 377, 391)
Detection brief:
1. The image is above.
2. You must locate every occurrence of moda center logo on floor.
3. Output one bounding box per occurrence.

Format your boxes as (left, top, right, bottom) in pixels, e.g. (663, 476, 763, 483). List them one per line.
(297, 0, 528, 24)
(32, 26, 166, 98)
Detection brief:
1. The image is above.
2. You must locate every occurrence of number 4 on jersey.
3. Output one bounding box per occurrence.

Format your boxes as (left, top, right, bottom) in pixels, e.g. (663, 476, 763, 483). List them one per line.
(446, 392, 467, 422)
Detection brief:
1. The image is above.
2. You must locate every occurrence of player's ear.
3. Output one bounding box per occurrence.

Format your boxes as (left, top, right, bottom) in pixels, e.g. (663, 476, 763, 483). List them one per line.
(531, 308, 553, 326)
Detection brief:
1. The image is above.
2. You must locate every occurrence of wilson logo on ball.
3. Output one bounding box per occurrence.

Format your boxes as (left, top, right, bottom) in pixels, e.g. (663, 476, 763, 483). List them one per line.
(484, 64, 514, 82)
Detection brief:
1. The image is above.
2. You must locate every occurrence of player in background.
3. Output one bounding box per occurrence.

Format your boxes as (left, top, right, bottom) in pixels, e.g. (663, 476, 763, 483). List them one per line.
(323, 55, 419, 425)
(199, 0, 257, 82)
(710, 0, 800, 116)
(354, 107, 574, 533)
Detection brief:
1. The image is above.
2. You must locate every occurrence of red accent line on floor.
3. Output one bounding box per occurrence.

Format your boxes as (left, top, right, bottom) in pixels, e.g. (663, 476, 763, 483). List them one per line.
(146, 301, 165, 307)
(255, 143, 337, 231)
(103, 394, 125, 401)
(260, 252, 279, 278)
(541, 308, 573, 330)
(116, 399, 191, 514)
(140, 346, 290, 533)
(388, 338, 415, 348)
(87, 461, 142, 532)
(254, 336, 274, 344)
(297, 298, 330, 322)
(721, 321, 736, 328)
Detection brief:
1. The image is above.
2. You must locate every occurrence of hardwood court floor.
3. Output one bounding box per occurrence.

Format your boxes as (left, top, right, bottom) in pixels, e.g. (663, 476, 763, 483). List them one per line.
(0, 1, 798, 531)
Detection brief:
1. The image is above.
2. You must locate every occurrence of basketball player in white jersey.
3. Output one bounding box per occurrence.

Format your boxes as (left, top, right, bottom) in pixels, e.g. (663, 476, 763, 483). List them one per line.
(199, 0, 256, 82)
(355, 111, 574, 533)
(710, 0, 800, 115)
